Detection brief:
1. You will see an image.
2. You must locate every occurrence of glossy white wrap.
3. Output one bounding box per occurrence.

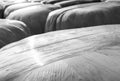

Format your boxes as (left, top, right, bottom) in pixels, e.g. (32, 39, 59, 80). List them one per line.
(0, 25, 120, 81)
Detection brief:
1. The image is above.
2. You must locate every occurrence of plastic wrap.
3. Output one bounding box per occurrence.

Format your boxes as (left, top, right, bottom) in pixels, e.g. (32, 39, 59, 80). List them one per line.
(0, 25, 120, 81)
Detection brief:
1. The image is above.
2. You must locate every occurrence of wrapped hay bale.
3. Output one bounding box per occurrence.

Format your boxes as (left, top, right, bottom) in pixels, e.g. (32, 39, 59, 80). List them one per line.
(6, 3, 60, 34)
(0, 19, 30, 48)
(0, 24, 120, 81)
(45, 2, 120, 32)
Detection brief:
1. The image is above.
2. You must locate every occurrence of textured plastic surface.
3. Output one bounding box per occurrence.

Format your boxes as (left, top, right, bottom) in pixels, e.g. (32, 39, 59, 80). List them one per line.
(0, 25, 120, 81)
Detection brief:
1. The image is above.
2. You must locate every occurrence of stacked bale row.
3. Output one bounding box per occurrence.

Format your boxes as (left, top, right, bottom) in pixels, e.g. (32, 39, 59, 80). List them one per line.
(0, 0, 120, 81)
(0, 0, 119, 46)
(4, 0, 102, 34)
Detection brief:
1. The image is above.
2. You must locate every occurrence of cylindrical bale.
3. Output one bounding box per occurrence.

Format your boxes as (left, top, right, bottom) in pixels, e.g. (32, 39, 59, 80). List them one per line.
(0, 19, 31, 48)
(0, 25, 120, 81)
(45, 2, 120, 32)
(6, 4, 60, 34)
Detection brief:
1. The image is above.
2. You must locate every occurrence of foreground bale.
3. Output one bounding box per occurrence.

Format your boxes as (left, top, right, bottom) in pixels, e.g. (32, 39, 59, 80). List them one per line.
(6, 4, 60, 34)
(0, 25, 120, 81)
(0, 19, 30, 48)
(45, 2, 120, 32)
